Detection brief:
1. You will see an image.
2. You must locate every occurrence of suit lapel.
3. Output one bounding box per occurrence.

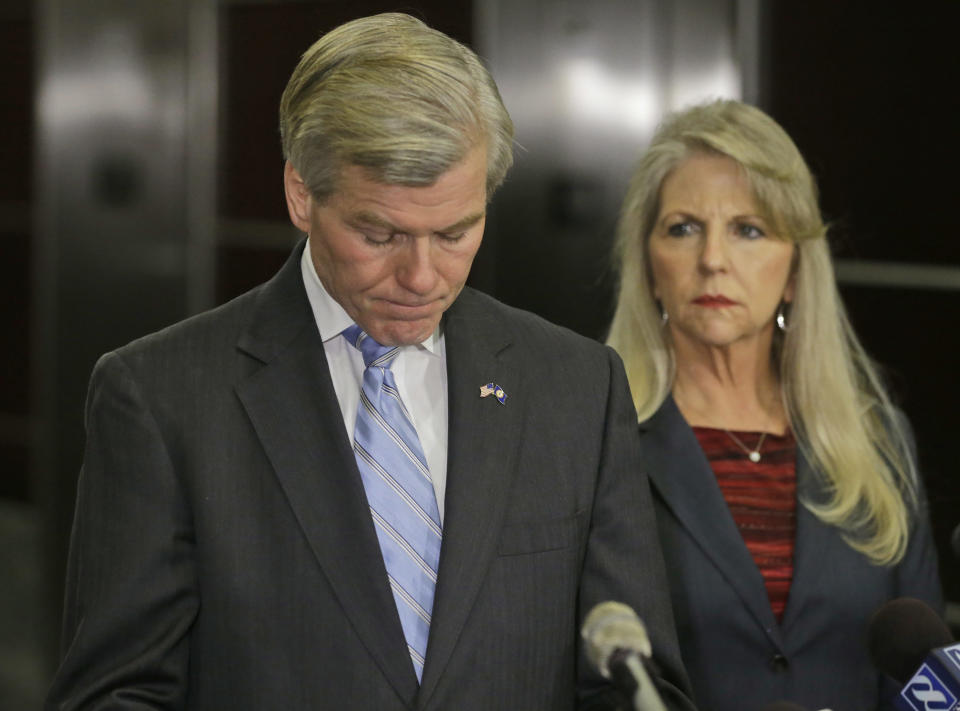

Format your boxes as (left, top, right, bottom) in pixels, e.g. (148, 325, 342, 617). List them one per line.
(643, 396, 783, 647)
(417, 290, 524, 704)
(234, 244, 419, 704)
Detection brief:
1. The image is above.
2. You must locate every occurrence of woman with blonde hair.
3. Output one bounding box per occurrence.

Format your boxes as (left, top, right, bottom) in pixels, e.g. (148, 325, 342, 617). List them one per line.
(607, 99, 942, 711)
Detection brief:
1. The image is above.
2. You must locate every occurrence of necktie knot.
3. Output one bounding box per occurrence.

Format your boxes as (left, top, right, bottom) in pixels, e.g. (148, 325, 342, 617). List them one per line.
(342, 325, 398, 369)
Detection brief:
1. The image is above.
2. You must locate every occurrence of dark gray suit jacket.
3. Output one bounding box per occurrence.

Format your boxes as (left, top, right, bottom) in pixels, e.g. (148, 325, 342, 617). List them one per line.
(47, 244, 696, 710)
(643, 396, 942, 711)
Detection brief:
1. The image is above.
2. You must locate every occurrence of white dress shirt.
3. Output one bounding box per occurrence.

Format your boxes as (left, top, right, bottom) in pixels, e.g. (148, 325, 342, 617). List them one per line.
(300, 241, 449, 521)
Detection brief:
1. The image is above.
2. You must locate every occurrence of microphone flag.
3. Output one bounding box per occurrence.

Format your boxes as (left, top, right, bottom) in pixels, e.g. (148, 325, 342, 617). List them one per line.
(895, 643, 960, 711)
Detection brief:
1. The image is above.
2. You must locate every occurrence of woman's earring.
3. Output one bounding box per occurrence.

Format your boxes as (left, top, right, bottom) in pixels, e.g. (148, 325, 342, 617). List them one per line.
(657, 301, 669, 325)
(776, 302, 788, 331)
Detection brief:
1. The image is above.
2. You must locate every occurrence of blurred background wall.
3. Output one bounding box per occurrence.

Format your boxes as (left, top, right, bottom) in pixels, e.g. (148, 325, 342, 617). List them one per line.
(1, 0, 955, 706)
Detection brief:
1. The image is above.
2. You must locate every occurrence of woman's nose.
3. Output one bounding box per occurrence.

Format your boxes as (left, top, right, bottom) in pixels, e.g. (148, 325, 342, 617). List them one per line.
(698, 228, 728, 273)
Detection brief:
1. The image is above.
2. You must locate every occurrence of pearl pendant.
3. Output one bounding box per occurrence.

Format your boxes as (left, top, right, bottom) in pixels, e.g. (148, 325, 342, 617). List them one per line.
(749, 451, 761, 463)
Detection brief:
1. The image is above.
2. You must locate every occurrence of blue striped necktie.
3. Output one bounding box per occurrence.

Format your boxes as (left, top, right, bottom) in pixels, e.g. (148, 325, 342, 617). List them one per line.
(342, 325, 442, 682)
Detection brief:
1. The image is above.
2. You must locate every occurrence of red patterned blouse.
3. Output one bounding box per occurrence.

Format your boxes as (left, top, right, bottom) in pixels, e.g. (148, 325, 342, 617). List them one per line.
(691, 426, 798, 622)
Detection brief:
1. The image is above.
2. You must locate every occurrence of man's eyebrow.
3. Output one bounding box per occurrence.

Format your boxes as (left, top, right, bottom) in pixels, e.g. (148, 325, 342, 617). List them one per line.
(347, 211, 395, 231)
(438, 211, 485, 235)
(347, 210, 486, 235)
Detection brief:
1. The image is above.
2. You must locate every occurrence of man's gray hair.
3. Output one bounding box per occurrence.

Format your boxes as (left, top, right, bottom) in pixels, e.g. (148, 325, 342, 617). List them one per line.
(279, 12, 514, 202)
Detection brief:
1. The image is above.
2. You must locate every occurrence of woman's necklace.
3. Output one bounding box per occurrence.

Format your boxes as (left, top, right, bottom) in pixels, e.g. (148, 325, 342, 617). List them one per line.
(724, 430, 768, 463)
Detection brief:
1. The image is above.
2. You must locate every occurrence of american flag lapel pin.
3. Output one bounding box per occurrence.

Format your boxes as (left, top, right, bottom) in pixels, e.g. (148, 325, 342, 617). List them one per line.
(479, 382, 507, 405)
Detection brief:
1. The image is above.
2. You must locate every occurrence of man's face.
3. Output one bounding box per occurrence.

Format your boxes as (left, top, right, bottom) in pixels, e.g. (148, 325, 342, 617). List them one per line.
(285, 146, 488, 346)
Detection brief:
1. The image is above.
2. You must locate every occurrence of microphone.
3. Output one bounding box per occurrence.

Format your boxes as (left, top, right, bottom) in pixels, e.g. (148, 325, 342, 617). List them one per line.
(582, 601, 667, 711)
(869, 597, 960, 710)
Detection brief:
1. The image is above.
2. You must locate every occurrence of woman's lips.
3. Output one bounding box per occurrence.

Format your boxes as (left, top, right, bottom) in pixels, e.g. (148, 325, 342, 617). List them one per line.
(692, 294, 736, 307)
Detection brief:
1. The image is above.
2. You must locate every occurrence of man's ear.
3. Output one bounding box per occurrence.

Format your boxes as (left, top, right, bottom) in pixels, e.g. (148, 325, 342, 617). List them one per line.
(284, 161, 312, 233)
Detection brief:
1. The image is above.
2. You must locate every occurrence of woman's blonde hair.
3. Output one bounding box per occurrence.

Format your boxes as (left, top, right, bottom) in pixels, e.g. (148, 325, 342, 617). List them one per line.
(279, 12, 514, 203)
(607, 99, 917, 565)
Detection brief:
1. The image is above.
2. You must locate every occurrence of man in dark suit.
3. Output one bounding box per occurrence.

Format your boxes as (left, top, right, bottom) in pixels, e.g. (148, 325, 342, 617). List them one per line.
(46, 13, 694, 710)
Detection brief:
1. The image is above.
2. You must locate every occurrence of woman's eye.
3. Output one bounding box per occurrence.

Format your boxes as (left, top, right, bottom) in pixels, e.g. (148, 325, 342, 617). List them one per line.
(666, 222, 696, 237)
(736, 223, 766, 239)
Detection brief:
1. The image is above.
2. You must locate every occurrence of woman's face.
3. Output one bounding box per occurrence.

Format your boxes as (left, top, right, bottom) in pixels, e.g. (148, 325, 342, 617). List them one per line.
(648, 153, 796, 350)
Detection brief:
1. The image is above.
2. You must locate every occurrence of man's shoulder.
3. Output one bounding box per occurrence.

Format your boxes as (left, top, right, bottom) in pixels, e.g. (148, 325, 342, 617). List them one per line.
(81, 283, 271, 409)
(451, 287, 608, 354)
(115, 283, 265, 362)
(109, 241, 307, 366)
(448, 288, 617, 383)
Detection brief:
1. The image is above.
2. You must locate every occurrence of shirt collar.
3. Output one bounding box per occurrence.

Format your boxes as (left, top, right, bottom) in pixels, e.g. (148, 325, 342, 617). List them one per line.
(300, 237, 442, 355)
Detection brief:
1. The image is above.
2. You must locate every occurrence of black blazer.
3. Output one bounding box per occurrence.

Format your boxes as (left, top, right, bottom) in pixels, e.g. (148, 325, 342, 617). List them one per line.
(643, 396, 942, 711)
(47, 244, 696, 710)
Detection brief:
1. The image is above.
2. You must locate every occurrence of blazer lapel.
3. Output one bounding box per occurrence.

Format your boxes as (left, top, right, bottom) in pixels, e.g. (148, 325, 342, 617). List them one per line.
(417, 289, 524, 704)
(643, 396, 783, 647)
(234, 244, 419, 704)
(778, 446, 832, 633)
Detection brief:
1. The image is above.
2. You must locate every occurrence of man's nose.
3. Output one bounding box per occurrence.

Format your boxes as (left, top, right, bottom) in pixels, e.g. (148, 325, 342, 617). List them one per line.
(396, 237, 439, 294)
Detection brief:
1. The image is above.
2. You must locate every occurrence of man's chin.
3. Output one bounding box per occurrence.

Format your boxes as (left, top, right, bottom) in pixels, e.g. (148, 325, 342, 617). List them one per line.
(363, 318, 439, 347)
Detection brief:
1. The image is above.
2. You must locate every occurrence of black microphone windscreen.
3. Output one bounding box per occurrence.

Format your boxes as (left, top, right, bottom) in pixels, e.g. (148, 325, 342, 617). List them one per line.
(760, 702, 808, 711)
(868, 597, 954, 683)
